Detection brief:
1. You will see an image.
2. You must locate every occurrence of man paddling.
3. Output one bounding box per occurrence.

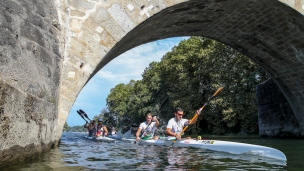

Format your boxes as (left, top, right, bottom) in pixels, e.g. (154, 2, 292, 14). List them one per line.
(136, 113, 160, 140)
(166, 107, 201, 140)
(96, 118, 108, 137)
(84, 120, 96, 137)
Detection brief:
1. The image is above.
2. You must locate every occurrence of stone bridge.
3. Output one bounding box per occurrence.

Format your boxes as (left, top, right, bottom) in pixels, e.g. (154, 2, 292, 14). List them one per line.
(0, 0, 304, 165)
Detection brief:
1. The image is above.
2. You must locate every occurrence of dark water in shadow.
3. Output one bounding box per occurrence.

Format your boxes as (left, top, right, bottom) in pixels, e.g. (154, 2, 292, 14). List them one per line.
(1, 132, 303, 170)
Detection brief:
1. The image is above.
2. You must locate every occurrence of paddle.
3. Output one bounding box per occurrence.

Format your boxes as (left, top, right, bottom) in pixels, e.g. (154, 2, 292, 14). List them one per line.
(179, 87, 224, 137)
(77, 110, 88, 122)
(79, 109, 91, 121)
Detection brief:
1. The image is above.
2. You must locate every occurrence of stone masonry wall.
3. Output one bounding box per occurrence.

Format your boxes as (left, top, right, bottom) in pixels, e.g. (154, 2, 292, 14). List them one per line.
(0, 0, 62, 166)
(257, 79, 300, 137)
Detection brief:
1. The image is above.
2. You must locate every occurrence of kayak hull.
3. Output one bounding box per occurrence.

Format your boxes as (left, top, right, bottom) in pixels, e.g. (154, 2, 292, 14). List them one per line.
(108, 135, 121, 140)
(107, 136, 138, 143)
(173, 139, 286, 161)
(121, 138, 137, 143)
(138, 137, 175, 146)
(85, 136, 116, 142)
(138, 138, 286, 161)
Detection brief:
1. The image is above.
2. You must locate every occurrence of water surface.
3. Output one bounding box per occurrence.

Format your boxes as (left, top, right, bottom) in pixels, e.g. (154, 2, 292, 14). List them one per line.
(1, 132, 303, 170)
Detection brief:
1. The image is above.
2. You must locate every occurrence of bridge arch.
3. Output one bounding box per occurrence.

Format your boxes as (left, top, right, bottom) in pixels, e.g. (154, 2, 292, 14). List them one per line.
(3, 0, 304, 165)
(58, 0, 304, 138)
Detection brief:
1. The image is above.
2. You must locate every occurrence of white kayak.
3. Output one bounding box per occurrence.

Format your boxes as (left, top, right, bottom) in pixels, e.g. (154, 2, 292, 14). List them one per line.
(108, 134, 121, 140)
(121, 137, 137, 143)
(138, 138, 286, 161)
(108, 134, 137, 143)
(174, 139, 286, 161)
(85, 136, 116, 143)
(138, 137, 175, 146)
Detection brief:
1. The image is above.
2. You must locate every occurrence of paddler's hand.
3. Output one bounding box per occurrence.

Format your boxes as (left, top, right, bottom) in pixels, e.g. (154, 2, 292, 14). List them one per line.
(152, 116, 157, 122)
(197, 108, 202, 115)
(136, 136, 140, 141)
(175, 133, 182, 140)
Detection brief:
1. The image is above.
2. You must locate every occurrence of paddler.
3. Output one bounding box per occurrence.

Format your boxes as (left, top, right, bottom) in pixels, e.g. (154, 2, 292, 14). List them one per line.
(84, 120, 96, 137)
(96, 118, 109, 137)
(135, 113, 160, 140)
(166, 107, 201, 140)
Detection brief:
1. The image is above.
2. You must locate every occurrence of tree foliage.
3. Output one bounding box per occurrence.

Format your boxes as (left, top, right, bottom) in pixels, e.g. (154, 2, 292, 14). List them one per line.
(63, 121, 69, 131)
(106, 37, 269, 135)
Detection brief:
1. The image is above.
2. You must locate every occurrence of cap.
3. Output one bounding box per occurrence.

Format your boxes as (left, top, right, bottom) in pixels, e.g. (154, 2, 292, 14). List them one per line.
(98, 118, 103, 122)
(131, 123, 139, 127)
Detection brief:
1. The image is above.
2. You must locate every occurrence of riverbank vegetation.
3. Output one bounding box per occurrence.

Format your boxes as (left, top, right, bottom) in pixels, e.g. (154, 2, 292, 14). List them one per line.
(104, 37, 269, 135)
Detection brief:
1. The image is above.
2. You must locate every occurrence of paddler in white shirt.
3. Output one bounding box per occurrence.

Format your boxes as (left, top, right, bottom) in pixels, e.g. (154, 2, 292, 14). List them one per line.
(136, 113, 160, 140)
(166, 107, 200, 140)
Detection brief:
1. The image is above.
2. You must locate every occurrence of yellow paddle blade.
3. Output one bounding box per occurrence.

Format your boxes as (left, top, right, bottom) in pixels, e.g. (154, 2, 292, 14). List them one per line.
(213, 87, 224, 97)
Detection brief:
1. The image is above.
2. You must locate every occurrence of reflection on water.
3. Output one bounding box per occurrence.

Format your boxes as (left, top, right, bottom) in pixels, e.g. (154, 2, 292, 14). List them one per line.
(0, 132, 303, 171)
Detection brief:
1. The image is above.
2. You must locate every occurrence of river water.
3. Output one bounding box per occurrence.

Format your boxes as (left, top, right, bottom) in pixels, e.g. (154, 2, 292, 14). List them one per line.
(1, 132, 303, 171)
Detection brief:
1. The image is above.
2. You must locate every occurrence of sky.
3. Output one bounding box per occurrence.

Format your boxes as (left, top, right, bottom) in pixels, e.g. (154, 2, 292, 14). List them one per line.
(67, 37, 189, 126)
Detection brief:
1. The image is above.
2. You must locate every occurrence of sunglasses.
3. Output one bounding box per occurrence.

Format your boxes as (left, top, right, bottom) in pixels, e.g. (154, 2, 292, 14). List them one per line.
(176, 113, 184, 116)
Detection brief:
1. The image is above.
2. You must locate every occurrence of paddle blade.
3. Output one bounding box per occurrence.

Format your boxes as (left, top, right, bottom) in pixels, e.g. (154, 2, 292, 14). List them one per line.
(79, 109, 91, 120)
(212, 87, 224, 97)
(76, 110, 81, 116)
(77, 110, 87, 121)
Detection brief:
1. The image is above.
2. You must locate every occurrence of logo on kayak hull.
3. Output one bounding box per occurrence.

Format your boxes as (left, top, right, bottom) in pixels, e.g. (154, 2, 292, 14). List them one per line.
(198, 140, 214, 144)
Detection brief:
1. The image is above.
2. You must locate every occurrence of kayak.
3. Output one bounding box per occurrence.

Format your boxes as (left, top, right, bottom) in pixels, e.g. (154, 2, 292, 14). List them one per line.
(95, 136, 116, 142)
(108, 134, 121, 140)
(138, 136, 175, 146)
(138, 139, 172, 146)
(138, 138, 286, 161)
(85, 136, 116, 143)
(108, 133, 138, 143)
(121, 137, 137, 143)
(174, 139, 286, 161)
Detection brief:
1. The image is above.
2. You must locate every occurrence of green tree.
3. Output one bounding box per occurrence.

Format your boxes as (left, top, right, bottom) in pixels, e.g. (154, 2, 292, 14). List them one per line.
(106, 36, 269, 135)
(63, 121, 70, 132)
(107, 83, 133, 115)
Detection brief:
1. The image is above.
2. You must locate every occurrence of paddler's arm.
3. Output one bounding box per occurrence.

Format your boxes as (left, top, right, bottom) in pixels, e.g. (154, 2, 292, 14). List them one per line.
(188, 117, 197, 125)
(84, 121, 88, 128)
(103, 126, 108, 136)
(166, 128, 181, 140)
(135, 128, 142, 141)
(153, 116, 160, 127)
(188, 109, 202, 125)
